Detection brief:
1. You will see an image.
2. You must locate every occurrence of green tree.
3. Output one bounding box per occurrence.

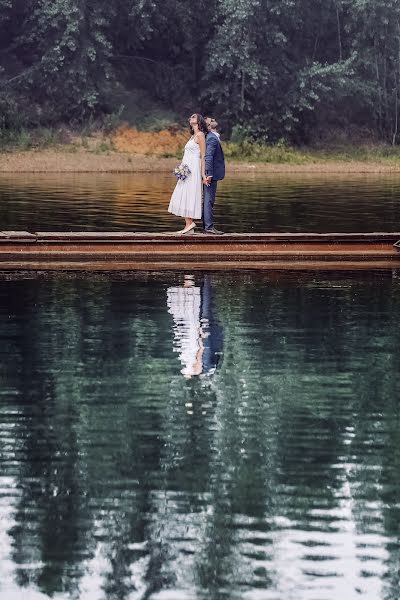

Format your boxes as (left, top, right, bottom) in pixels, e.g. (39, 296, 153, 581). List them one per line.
(1, 0, 400, 142)
(347, 0, 400, 143)
(1, 0, 115, 124)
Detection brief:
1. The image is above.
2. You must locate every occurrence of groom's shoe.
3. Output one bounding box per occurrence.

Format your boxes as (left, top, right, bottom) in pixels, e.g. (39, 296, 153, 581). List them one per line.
(205, 227, 224, 235)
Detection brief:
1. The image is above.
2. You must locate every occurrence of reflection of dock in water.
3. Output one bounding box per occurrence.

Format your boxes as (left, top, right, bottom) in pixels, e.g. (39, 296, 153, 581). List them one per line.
(1, 231, 400, 271)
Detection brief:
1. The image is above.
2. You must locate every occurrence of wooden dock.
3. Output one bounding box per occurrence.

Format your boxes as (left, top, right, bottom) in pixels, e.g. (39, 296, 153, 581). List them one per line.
(0, 231, 400, 271)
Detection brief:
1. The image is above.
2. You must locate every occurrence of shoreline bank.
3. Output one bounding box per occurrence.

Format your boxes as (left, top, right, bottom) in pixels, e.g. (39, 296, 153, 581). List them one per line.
(1, 149, 400, 174)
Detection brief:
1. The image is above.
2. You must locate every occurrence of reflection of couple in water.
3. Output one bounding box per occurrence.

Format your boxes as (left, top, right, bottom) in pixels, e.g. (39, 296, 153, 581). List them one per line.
(167, 274, 223, 378)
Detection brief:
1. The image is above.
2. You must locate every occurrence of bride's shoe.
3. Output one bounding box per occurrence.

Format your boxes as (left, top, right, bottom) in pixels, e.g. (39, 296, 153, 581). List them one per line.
(177, 223, 196, 234)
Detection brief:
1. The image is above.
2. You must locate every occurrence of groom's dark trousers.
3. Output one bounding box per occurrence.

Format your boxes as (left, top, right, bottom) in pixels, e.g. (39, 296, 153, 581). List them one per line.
(203, 180, 218, 231)
(203, 132, 225, 231)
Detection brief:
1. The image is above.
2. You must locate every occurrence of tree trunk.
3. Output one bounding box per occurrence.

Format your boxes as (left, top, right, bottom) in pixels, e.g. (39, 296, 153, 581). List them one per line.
(374, 38, 382, 134)
(383, 35, 389, 138)
(336, 2, 342, 61)
(393, 23, 400, 145)
(241, 70, 245, 112)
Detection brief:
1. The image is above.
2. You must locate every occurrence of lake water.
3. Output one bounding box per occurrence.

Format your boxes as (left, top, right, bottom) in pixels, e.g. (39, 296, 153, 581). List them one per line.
(0, 174, 400, 600)
(1, 270, 400, 600)
(0, 172, 400, 232)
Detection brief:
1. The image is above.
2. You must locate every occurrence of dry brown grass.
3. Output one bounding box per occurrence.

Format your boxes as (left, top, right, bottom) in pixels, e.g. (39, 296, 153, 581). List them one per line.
(111, 126, 187, 155)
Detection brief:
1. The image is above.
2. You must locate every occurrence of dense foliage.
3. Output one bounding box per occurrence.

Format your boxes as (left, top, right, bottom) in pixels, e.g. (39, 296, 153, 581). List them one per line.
(1, 0, 400, 143)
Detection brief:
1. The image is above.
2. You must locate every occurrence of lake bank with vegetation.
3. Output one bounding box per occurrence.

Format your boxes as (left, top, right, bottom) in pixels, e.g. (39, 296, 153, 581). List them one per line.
(1, 126, 400, 173)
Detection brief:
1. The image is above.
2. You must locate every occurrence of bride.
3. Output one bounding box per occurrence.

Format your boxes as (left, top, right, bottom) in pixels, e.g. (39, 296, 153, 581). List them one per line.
(168, 113, 208, 234)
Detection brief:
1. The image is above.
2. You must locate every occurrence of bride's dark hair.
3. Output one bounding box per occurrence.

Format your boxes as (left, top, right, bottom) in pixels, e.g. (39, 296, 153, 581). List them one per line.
(190, 113, 208, 136)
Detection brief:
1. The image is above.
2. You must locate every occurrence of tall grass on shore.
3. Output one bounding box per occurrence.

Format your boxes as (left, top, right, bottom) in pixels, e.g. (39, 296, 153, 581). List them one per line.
(0, 127, 65, 150)
(224, 140, 311, 164)
(224, 139, 400, 164)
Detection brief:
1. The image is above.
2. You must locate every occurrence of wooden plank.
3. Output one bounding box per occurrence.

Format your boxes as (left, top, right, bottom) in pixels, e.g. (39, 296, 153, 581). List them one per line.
(1, 231, 400, 271)
(0, 260, 398, 272)
(0, 231, 37, 241)
(1, 248, 399, 266)
(1, 230, 37, 238)
(0, 249, 398, 260)
(33, 231, 400, 244)
(1, 241, 398, 253)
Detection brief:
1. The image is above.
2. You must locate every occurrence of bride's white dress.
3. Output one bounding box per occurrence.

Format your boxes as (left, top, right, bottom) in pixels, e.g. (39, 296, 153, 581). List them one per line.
(168, 137, 202, 219)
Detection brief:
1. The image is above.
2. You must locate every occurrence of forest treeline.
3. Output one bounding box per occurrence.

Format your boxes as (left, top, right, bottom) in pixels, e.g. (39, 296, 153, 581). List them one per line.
(0, 0, 400, 144)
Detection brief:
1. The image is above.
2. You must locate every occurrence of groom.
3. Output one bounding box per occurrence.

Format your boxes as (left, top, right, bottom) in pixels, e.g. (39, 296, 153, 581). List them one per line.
(203, 116, 225, 235)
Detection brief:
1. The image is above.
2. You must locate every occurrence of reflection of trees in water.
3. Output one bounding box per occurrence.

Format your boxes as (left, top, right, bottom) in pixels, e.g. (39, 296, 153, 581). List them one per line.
(3, 281, 92, 597)
(1, 274, 400, 598)
(194, 274, 400, 595)
(332, 282, 400, 600)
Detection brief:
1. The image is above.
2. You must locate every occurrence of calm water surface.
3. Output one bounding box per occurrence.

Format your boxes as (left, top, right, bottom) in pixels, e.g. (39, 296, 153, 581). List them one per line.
(1, 271, 400, 600)
(0, 172, 400, 231)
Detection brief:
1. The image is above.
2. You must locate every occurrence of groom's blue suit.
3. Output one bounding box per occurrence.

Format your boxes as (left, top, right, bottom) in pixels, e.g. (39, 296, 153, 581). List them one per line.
(204, 132, 225, 231)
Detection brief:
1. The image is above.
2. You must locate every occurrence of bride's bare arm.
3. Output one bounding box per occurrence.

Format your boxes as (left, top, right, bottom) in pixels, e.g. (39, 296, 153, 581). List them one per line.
(195, 132, 206, 179)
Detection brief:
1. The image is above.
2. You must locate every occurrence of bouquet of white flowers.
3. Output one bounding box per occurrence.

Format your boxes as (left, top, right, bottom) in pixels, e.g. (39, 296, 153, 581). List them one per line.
(173, 163, 191, 181)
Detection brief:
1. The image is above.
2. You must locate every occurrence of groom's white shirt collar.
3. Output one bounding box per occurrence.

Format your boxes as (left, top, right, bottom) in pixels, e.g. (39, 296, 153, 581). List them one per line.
(210, 131, 220, 139)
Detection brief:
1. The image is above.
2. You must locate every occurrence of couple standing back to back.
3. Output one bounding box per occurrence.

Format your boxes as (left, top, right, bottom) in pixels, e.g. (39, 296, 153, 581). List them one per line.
(168, 113, 225, 235)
